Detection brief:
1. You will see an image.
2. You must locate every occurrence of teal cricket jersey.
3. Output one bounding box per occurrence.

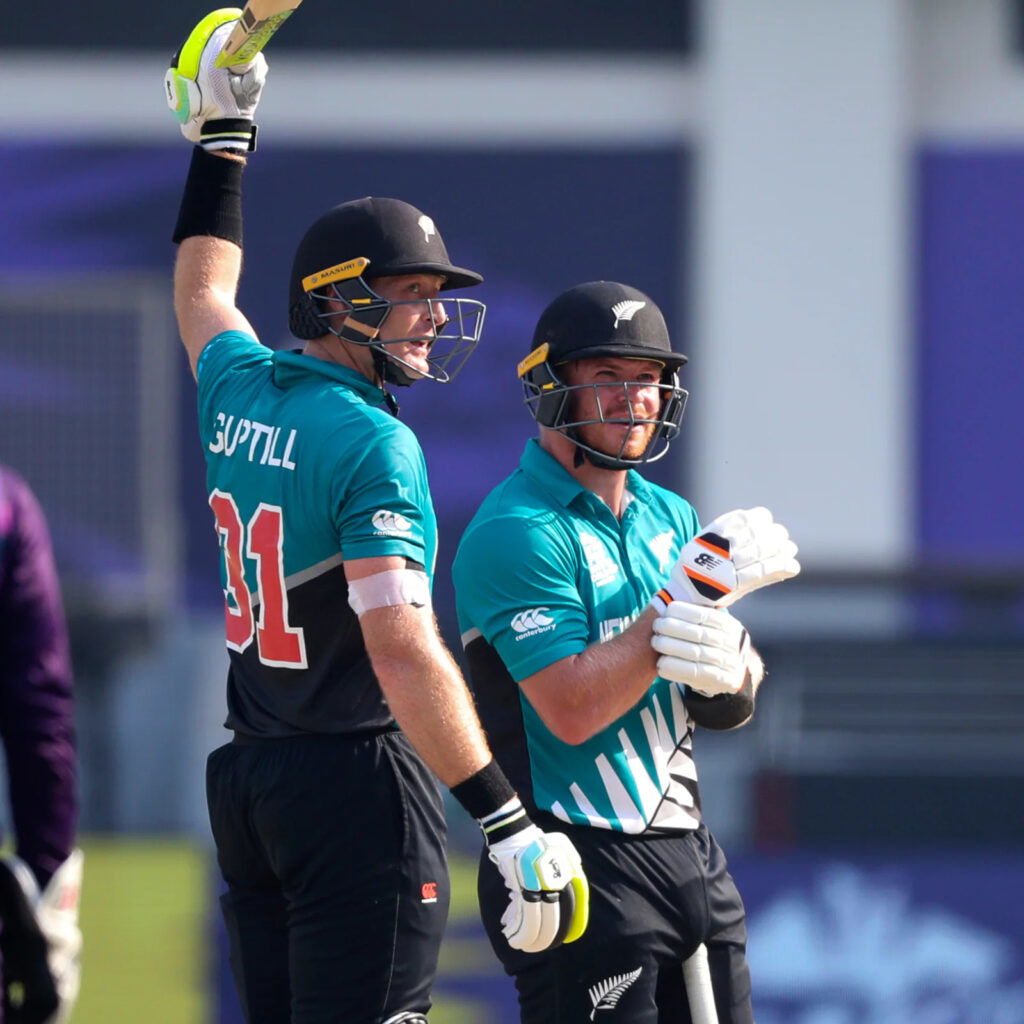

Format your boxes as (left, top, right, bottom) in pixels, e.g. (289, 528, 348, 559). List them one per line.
(453, 439, 703, 835)
(196, 331, 438, 737)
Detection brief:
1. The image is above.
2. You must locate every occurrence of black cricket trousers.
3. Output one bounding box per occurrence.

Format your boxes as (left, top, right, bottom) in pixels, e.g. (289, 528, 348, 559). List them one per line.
(479, 819, 753, 1024)
(207, 729, 448, 1024)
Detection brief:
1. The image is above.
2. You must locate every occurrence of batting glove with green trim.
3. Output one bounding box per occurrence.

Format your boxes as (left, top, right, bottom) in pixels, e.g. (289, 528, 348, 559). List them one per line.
(164, 8, 267, 152)
(487, 826, 590, 953)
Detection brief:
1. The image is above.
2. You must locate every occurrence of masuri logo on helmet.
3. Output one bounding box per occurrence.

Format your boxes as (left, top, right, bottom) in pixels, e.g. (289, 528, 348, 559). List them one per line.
(288, 197, 486, 386)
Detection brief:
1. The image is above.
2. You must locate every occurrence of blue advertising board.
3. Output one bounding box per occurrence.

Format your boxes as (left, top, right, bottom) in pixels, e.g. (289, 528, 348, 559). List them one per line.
(213, 849, 1024, 1023)
(0, 141, 691, 641)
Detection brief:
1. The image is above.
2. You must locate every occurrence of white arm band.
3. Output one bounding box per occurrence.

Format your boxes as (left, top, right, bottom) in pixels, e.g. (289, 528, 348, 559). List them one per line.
(347, 569, 431, 617)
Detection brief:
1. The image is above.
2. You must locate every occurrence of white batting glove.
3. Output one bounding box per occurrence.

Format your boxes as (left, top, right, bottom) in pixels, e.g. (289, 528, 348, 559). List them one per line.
(651, 602, 750, 697)
(653, 507, 800, 611)
(5, 849, 84, 1024)
(164, 9, 268, 152)
(487, 826, 589, 953)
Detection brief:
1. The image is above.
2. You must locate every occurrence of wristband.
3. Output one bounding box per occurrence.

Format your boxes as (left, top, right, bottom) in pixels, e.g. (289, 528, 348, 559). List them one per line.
(450, 760, 531, 845)
(172, 145, 245, 246)
(200, 117, 258, 154)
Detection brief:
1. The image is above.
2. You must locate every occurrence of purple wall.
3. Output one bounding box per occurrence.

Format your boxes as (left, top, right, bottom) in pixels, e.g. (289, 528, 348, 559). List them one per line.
(916, 147, 1024, 565)
(7, 143, 1024, 591)
(0, 141, 691, 649)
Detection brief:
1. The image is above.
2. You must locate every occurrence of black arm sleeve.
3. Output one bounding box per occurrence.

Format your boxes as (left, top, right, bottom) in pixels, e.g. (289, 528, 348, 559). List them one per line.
(683, 674, 755, 730)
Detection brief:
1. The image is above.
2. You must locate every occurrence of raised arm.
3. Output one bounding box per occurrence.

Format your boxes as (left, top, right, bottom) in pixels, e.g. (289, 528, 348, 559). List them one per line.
(165, 11, 267, 374)
(175, 227, 254, 376)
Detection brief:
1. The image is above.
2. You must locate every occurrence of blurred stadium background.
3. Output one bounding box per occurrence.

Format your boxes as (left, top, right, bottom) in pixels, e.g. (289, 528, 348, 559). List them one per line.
(2, 0, 1023, 1020)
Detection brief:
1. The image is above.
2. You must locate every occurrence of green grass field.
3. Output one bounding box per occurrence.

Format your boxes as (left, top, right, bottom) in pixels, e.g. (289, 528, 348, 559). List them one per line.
(74, 837, 208, 1023)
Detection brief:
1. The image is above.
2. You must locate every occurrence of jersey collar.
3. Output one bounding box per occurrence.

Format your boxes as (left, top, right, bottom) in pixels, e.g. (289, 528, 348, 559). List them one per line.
(519, 438, 652, 510)
(271, 350, 394, 410)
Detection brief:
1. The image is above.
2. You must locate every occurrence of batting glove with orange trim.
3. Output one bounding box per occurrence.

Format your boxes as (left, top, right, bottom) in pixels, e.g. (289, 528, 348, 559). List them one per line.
(651, 507, 800, 612)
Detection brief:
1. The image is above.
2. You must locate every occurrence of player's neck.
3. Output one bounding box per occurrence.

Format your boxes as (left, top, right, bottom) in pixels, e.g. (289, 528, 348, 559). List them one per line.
(303, 335, 378, 384)
(541, 432, 629, 518)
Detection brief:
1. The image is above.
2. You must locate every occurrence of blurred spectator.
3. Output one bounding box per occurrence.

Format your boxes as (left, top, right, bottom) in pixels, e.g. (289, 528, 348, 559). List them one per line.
(0, 465, 81, 1024)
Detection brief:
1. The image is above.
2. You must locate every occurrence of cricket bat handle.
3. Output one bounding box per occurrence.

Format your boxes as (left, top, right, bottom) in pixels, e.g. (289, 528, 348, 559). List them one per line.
(216, 0, 304, 69)
(683, 944, 719, 1024)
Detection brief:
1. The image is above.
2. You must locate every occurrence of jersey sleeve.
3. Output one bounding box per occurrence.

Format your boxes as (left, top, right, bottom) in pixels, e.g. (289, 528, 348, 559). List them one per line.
(195, 331, 273, 450)
(330, 417, 435, 570)
(454, 513, 591, 682)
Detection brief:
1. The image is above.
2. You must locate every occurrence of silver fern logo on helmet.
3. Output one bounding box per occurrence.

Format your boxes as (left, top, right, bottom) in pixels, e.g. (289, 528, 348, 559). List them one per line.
(611, 300, 646, 328)
(417, 215, 437, 243)
(589, 967, 643, 1019)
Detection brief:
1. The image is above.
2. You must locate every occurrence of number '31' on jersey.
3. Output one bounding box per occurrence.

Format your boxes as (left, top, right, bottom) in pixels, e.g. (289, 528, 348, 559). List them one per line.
(196, 331, 438, 738)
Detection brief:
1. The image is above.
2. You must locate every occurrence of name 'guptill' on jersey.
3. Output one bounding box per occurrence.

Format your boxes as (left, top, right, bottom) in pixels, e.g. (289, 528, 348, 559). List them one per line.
(197, 331, 438, 738)
(453, 438, 703, 836)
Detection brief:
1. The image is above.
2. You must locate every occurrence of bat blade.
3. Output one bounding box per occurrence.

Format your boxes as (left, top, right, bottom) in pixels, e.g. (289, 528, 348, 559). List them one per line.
(682, 945, 719, 1024)
(215, 0, 304, 69)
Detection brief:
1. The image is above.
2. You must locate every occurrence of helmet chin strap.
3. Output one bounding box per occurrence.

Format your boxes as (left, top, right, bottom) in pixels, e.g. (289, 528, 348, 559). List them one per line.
(587, 450, 630, 471)
(565, 427, 662, 472)
(372, 346, 419, 388)
(567, 428, 628, 471)
(332, 302, 419, 389)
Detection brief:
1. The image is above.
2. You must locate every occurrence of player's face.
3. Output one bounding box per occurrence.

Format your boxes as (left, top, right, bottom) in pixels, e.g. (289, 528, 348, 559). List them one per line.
(369, 274, 449, 379)
(565, 357, 665, 460)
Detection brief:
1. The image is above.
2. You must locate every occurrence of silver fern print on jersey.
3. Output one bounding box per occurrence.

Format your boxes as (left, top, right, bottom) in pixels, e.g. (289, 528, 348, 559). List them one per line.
(589, 966, 643, 1019)
(549, 684, 701, 833)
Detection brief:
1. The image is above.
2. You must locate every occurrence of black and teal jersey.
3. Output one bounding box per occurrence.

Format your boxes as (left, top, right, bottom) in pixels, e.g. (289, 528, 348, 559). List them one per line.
(453, 439, 703, 835)
(196, 331, 438, 737)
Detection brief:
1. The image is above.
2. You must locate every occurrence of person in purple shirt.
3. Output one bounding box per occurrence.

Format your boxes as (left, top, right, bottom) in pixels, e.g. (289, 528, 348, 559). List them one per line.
(0, 466, 82, 1024)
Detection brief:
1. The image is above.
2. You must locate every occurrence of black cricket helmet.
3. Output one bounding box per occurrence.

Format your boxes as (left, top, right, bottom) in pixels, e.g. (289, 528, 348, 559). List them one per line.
(518, 281, 688, 469)
(288, 197, 486, 386)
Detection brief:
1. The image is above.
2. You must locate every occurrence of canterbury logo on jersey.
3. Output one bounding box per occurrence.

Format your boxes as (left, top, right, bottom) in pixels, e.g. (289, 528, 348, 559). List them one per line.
(511, 607, 555, 640)
(588, 967, 642, 1019)
(372, 509, 413, 536)
(611, 300, 645, 328)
